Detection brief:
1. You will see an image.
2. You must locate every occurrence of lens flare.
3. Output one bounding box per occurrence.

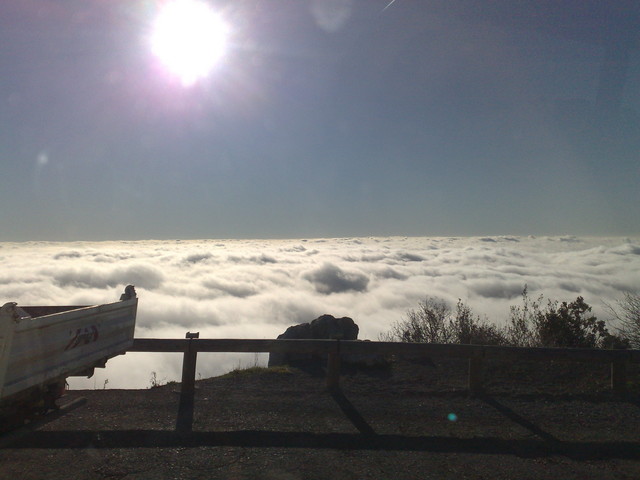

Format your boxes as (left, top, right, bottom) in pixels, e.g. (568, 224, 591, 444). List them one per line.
(151, 0, 229, 86)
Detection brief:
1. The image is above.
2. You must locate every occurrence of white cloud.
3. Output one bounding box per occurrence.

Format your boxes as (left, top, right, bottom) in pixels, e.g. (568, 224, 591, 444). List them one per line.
(0, 236, 638, 389)
(47, 263, 165, 290)
(302, 262, 370, 294)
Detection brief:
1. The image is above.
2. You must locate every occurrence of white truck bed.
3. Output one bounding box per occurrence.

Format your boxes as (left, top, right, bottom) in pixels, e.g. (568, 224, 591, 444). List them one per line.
(0, 286, 138, 406)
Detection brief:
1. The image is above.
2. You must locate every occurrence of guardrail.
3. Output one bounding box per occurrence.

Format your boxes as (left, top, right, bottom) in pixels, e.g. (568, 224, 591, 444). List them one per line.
(128, 335, 639, 433)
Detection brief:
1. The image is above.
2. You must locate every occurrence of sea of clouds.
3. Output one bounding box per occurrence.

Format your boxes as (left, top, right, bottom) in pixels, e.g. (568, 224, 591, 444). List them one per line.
(1, 236, 638, 389)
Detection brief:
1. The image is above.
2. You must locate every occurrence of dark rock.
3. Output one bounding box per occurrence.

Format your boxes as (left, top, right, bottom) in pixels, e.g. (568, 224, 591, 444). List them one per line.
(279, 314, 359, 341)
(268, 314, 358, 367)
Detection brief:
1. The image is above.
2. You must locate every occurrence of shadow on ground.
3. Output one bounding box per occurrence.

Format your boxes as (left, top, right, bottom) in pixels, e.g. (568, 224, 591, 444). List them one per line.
(4, 388, 640, 462)
(3, 429, 639, 460)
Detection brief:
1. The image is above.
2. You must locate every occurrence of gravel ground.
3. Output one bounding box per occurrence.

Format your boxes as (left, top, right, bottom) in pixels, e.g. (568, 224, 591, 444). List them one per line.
(1, 357, 639, 480)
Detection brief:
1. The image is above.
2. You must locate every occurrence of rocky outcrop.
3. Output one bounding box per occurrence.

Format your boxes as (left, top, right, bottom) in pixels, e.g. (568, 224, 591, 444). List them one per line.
(268, 314, 358, 367)
(268, 315, 390, 369)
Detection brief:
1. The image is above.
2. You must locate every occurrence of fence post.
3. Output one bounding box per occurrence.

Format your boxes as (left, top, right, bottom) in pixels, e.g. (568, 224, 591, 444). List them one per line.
(326, 339, 341, 391)
(176, 331, 199, 433)
(611, 360, 627, 396)
(468, 351, 484, 395)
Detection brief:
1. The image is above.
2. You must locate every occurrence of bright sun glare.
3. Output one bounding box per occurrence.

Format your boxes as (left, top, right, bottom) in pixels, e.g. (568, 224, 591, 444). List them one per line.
(151, 0, 228, 86)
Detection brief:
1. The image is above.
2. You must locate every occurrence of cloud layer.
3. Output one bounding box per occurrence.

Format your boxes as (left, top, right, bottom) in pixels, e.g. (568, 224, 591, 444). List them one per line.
(1, 236, 638, 389)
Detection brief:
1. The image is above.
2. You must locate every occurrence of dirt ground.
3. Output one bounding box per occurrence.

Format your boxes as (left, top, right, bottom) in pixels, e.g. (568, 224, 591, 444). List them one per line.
(1, 357, 639, 480)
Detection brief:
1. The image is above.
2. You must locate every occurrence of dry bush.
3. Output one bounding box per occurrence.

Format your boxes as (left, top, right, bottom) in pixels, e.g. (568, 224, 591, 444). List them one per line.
(608, 292, 640, 348)
(385, 287, 631, 349)
(385, 297, 506, 345)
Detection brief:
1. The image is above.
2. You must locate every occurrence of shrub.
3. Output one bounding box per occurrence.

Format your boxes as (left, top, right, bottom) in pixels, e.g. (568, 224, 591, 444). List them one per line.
(386, 297, 452, 343)
(449, 299, 507, 345)
(386, 297, 506, 345)
(608, 292, 640, 348)
(534, 296, 610, 348)
(505, 286, 541, 347)
(599, 332, 631, 349)
(505, 287, 628, 349)
(387, 287, 628, 349)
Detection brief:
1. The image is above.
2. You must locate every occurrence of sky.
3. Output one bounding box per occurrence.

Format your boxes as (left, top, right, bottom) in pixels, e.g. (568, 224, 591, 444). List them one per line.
(1, 235, 638, 388)
(0, 0, 638, 241)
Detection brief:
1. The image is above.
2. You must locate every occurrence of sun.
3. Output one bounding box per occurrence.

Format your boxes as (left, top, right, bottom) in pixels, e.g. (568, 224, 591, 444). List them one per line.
(151, 0, 229, 86)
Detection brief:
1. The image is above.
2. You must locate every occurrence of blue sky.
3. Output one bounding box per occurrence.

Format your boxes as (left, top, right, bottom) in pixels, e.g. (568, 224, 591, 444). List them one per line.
(1, 0, 638, 241)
